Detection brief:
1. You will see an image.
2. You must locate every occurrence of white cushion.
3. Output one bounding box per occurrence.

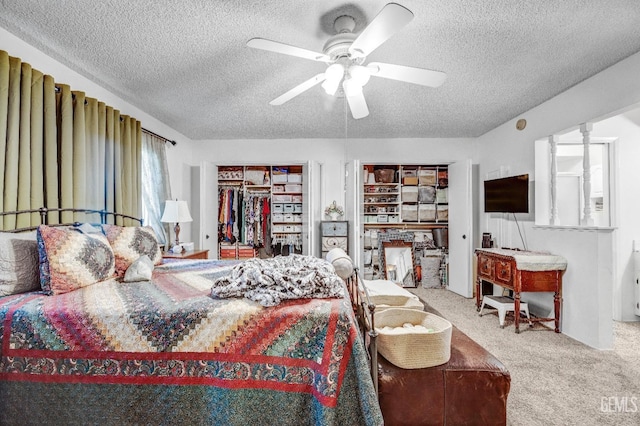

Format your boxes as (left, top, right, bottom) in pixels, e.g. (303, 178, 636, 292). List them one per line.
(325, 248, 354, 279)
(0, 231, 40, 296)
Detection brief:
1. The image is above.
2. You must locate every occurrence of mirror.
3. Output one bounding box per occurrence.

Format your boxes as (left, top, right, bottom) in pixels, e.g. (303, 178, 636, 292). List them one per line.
(379, 234, 416, 288)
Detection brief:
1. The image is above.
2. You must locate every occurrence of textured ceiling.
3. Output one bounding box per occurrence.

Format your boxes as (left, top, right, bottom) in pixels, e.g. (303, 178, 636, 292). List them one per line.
(1, 1, 640, 140)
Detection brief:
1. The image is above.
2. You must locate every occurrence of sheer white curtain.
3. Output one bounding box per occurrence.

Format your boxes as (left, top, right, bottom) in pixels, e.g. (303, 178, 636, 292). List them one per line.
(141, 131, 172, 244)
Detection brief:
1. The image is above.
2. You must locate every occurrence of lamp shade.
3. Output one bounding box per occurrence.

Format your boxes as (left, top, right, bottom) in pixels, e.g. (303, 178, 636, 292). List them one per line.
(161, 200, 193, 223)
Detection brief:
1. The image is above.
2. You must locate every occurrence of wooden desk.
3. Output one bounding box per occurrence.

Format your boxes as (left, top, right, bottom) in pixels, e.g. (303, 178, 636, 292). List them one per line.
(162, 249, 209, 260)
(475, 248, 567, 333)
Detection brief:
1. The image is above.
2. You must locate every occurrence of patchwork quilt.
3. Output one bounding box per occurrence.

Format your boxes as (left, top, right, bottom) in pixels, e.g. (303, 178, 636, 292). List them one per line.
(0, 259, 382, 426)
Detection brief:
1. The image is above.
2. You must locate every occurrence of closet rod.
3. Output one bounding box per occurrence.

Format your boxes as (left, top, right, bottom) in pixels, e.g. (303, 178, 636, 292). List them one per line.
(142, 127, 177, 146)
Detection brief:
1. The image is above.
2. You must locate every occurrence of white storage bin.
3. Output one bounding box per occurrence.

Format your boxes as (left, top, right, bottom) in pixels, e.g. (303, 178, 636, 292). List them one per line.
(401, 186, 418, 202)
(273, 194, 292, 202)
(292, 195, 303, 203)
(418, 169, 437, 186)
(436, 188, 448, 203)
(272, 184, 286, 193)
(293, 204, 303, 213)
(402, 204, 418, 221)
(272, 225, 285, 233)
(419, 204, 436, 221)
(418, 186, 436, 203)
(283, 213, 295, 222)
(287, 174, 302, 183)
(285, 184, 302, 193)
(244, 169, 266, 185)
(283, 203, 294, 213)
(437, 206, 449, 221)
(272, 203, 284, 213)
(272, 213, 284, 222)
(272, 174, 288, 183)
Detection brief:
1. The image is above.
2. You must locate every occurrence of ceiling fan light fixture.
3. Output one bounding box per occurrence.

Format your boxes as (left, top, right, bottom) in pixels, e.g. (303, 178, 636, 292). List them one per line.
(322, 63, 345, 95)
(348, 65, 371, 86)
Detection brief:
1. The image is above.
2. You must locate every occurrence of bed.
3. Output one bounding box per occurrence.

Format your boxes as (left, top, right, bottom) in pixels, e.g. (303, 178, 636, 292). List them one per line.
(0, 208, 382, 426)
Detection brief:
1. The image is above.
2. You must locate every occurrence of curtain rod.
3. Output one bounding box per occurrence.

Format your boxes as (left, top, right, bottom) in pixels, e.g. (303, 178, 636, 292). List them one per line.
(142, 127, 177, 146)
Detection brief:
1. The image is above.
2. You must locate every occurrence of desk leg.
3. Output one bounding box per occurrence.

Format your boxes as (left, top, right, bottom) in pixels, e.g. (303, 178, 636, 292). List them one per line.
(514, 293, 521, 334)
(476, 276, 481, 311)
(554, 292, 561, 333)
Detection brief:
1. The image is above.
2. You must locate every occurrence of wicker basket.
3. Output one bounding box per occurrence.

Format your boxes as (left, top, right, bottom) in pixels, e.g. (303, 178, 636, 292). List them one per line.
(375, 308, 452, 369)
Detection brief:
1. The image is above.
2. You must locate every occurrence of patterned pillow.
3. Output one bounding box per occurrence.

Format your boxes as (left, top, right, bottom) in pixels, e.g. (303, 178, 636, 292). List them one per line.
(102, 225, 162, 277)
(0, 231, 40, 296)
(37, 225, 116, 295)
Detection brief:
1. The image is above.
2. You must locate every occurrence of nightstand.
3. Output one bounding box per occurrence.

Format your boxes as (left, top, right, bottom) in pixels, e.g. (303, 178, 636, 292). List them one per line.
(162, 249, 209, 260)
(320, 221, 348, 258)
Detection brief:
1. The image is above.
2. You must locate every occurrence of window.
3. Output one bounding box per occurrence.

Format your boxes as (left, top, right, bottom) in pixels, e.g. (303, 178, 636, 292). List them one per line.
(141, 132, 172, 244)
(535, 127, 614, 227)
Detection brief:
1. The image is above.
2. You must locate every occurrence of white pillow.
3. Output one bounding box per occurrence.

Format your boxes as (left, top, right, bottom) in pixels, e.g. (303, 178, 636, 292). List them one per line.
(325, 248, 354, 279)
(123, 255, 154, 282)
(0, 231, 40, 296)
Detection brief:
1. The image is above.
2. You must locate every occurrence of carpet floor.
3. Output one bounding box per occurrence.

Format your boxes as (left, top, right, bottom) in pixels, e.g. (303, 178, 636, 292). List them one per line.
(409, 286, 640, 426)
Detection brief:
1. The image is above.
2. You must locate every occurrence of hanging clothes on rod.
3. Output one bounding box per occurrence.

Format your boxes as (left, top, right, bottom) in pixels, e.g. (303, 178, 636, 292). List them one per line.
(242, 191, 271, 249)
(218, 186, 242, 244)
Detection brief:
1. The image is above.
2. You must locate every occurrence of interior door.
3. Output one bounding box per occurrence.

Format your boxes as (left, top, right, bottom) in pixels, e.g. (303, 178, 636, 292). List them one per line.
(302, 161, 320, 256)
(199, 161, 219, 258)
(345, 160, 362, 269)
(448, 159, 473, 297)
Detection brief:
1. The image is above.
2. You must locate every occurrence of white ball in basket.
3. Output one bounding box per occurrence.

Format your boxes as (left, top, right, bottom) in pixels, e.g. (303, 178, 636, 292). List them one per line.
(325, 248, 354, 279)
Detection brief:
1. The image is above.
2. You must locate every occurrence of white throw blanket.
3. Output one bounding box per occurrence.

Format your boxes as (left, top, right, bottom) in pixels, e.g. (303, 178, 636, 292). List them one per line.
(211, 254, 344, 306)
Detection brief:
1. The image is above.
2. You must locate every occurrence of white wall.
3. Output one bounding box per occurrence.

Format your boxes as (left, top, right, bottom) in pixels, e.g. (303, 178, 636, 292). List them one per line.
(192, 137, 474, 218)
(1, 26, 196, 240)
(475, 51, 640, 349)
(192, 138, 474, 258)
(591, 110, 640, 321)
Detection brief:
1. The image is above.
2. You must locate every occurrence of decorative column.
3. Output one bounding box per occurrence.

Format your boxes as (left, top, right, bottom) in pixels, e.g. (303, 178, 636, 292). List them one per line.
(580, 123, 594, 226)
(549, 135, 559, 225)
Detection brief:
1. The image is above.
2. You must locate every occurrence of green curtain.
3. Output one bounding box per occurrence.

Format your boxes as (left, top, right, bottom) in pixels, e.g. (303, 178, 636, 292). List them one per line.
(0, 50, 143, 230)
(0, 52, 54, 230)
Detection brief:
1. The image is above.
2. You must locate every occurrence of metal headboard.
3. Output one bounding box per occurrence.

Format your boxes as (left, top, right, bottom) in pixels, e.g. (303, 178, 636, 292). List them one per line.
(345, 267, 379, 395)
(0, 207, 143, 233)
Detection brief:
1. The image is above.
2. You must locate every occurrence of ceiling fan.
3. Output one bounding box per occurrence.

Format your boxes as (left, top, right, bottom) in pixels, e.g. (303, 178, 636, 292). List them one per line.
(247, 2, 446, 119)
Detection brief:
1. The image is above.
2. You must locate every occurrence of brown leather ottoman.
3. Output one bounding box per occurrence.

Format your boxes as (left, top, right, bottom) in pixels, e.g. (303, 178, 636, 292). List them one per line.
(377, 324, 511, 425)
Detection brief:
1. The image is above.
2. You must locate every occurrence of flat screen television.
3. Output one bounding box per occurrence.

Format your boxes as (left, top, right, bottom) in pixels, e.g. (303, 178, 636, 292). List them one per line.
(484, 174, 529, 213)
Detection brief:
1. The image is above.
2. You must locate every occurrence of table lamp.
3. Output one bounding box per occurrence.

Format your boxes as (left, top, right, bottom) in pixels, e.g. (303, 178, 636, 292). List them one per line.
(161, 200, 193, 251)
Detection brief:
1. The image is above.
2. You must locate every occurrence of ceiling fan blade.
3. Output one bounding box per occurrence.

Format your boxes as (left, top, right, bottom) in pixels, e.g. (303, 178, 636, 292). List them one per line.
(247, 38, 331, 63)
(270, 73, 326, 106)
(348, 3, 414, 58)
(344, 86, 370, 119)
(368, 62, 447, 87)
